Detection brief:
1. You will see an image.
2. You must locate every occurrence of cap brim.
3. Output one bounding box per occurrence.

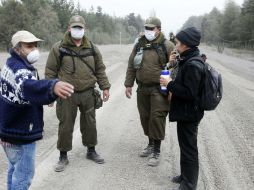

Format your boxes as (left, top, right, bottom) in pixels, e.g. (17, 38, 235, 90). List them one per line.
(70, 23, 85, 28)
(20, 38, 44, 43)
(21, 37, 43, 43)
(144, 23, 156, 27)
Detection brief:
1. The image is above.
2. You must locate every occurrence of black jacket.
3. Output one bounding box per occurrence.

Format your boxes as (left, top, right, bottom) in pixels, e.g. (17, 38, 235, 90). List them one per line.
(167, 48, 204, 122)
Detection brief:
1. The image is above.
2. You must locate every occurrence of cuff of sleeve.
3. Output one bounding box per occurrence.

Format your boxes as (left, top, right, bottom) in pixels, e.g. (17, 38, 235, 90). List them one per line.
(167, 81, 174, 92)
(100, 84, 111, 90)
(50, 79, 59, 100)
(124, 85, 133, 88)
(124, 82, 134, 88)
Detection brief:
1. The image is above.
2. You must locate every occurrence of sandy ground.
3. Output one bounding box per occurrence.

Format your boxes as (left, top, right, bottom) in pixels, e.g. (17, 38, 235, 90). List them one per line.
(0, 45, 253, 190)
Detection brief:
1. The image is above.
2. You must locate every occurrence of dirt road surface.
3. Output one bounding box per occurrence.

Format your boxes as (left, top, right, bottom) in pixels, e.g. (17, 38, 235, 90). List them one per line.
(0, 45, 253, 190)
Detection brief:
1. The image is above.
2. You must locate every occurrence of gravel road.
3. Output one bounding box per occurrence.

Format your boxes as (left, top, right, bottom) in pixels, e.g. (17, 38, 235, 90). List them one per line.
(0, 45, 253, 190)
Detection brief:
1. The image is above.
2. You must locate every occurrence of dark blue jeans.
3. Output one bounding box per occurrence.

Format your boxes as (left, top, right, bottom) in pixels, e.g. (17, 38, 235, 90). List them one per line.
(2, 142, 36, 190)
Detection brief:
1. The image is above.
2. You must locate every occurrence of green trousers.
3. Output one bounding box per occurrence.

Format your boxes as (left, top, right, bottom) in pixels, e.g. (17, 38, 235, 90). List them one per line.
(137, 85, 169, 140)
(56, 89, 97, 151)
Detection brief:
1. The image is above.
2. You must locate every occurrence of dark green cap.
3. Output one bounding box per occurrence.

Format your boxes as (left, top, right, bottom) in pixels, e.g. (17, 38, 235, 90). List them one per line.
(144, 17, 161, 28)
(69, 15, 86, 28)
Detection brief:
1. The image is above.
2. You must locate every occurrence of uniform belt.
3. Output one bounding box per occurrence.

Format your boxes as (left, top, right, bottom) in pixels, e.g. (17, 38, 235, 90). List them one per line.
(138, 82, 160, 87)
(74, 87, 94, 93)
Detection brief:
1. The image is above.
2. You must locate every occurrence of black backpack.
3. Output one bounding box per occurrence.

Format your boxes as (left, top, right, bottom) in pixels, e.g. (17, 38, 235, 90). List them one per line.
(188, 55, 223, 111)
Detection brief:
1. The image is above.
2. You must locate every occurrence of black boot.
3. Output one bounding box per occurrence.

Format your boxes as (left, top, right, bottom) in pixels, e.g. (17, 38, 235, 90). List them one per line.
(54, 151, 69, 172)
(86, 147, 105, 164)
(180, 162, 199, 190)
(148, 140, 161, 167)
(148, 138, 154, 146)
(140, 138, 154, 157)
(171, 175, 183, 184)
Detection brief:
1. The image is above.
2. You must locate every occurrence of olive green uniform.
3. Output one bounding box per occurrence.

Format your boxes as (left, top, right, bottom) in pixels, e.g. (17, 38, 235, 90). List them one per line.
(45, 32, 110, 151)
(125, 33, 174, 140)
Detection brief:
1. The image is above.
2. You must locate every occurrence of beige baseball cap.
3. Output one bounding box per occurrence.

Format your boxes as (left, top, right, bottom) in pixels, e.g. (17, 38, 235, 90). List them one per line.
(11, 30, 43, 47)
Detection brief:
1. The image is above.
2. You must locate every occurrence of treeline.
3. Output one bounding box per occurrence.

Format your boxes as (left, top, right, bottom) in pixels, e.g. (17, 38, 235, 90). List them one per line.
(181, 0, 254, 49)
(0, 0, 144, 50)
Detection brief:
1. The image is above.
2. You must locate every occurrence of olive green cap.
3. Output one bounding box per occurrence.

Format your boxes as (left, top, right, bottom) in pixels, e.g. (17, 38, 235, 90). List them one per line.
(69, 15, 86, 28)
(144, 17, 161, 28)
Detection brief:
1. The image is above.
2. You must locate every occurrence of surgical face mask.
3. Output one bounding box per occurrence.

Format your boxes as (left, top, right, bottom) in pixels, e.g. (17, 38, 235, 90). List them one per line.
(26, 49, 40, 64)
(70, 27, 85, 39)
(145, 30, 156, 41)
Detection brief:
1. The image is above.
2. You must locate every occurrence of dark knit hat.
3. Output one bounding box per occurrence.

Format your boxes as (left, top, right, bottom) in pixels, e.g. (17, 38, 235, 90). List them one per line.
(176, 27, 201, 47)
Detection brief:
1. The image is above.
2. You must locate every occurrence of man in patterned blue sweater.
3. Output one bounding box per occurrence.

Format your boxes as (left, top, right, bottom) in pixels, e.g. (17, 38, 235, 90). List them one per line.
(0, 30, 74, 190)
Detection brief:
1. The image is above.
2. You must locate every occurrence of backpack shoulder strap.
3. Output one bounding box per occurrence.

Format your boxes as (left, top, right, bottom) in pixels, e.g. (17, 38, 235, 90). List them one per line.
(89, 41, 96, 57)
(59, 41, 96, 62)
(134, 35, 147, 53)
(186, 56, 208, 73)
(160, 38, 169, 61)
(151, 38, 169, 68)
(58, 40, 64, 65)
(187, 54, 208, 65)
(147, 38, 169, 62)
(187, 56, 205, 64)
(58, 46, 78, 73)
(135, 40, 142, 53)
(58, 41, 96, 73)
(58, 45, 75, 71)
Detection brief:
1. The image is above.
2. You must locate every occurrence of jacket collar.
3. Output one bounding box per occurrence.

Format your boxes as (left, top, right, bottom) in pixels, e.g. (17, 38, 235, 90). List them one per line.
(61, 32, 91, 49)
(138, 32, 165, 47)
(178, 47, 200, 66)
(9, 49, 35, 70)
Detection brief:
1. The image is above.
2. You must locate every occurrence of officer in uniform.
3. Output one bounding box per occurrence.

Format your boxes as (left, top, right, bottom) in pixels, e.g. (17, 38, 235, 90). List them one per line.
(45, 15, 111, 172)
(169, 32, 176, 45)
(124, 17, 174, 166)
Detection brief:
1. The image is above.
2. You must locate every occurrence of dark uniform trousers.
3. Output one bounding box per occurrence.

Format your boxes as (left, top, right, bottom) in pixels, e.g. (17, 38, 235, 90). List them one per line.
(177, 121, 200, 190)
(56, 88, 97, 151)
(137, 85, 169, 140)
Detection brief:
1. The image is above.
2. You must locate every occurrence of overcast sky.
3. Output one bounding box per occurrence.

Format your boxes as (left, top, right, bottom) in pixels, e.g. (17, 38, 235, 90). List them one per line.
(76, 0, 244, 35)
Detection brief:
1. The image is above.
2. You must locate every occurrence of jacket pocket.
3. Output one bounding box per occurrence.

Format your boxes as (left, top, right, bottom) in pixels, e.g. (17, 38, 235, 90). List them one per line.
(61, 57, 75, 74)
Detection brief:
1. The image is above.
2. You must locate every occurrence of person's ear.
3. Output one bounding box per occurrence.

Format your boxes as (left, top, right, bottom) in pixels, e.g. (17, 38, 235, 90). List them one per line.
(13, 43, 22, 55)
(183, 44, 190, 50)
(13, 47, 20, 55)
(155, 27, 160, 36)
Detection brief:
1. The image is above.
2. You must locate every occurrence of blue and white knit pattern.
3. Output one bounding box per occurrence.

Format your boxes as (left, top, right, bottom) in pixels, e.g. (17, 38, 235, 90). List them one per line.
(0, 65, 37, 105)
(0, 50, 58, 144)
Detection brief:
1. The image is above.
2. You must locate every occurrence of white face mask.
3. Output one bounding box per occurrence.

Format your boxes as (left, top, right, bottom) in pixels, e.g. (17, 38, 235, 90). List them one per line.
(26, 49, 40, 64)
(145, 30, 156, 41)
(70, 28, 85, 39)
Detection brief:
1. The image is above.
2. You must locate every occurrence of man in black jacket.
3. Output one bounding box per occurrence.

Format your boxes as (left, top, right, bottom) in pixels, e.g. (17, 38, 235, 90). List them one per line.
(160, 27, 204, 190)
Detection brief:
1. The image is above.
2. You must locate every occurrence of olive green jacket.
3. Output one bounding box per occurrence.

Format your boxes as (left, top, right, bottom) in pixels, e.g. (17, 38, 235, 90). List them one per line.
(45, 32, 111, 91)
(124, 33, 174, 87)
